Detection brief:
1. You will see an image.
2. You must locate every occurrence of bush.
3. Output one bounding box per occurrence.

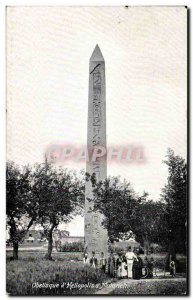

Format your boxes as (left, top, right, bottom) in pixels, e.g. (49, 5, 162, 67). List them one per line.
(61, 241, 84, 252)
(149, 243, 163, 254)
(138, 246, 144, 254)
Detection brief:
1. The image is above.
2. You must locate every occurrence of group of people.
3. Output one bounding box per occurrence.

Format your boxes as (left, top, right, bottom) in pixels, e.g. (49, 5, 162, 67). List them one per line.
(83, 246, 154, 280)
(112, 247, 154, 280)
(116, 249, 143, 279)
(83, 251, 106, 270)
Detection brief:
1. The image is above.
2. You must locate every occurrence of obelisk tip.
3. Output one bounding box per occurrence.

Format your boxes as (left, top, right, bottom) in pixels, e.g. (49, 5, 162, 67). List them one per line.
(90, 44, 104, 61)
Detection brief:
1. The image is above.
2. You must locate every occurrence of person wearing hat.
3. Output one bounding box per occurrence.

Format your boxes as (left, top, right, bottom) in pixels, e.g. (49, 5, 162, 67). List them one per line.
(125, 246, 138, 278)
(90, 251, 98, 268)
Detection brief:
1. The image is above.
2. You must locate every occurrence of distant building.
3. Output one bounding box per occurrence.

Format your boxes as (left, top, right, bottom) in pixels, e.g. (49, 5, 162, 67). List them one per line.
(8, 228, 84, 250)
(25, 229, 70, 244)
(54, 235, 84, 252)
(53, 229, 70, 241)
(53, 231, 84, 251)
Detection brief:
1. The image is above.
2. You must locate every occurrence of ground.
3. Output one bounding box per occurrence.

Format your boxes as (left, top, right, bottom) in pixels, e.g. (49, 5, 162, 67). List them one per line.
(6, 251, 187, 295)
(96, 278, 187, 295)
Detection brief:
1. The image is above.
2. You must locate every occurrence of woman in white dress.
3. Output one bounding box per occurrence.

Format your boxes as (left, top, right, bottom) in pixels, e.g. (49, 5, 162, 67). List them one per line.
(121, 254, 128, 278)
(116, 253, 122, 279)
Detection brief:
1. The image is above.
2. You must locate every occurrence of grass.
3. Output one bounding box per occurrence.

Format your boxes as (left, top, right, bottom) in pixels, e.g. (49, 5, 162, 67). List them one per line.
(6, 251, 110, 295)
(139, 253, 187, 272)
(6, 251, 187, 295)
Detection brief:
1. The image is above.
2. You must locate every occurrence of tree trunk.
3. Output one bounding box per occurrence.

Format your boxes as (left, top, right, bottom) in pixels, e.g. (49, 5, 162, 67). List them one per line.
(9, 217, 35, 261)
(143, 235, 149, 256)
(168, 240, 176, 261)
(165, 240, 176, 271)
(47, 233, 53, 259)
(13, 241, 18, 260)
(45, 225, 55, 260)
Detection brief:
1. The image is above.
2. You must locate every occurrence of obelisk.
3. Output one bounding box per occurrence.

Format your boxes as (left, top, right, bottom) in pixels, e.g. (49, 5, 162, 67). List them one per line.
(85, 45, 108, 259)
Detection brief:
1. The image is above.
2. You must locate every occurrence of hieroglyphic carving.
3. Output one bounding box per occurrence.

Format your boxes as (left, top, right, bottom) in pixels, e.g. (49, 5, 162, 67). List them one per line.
(92, 65, 101, 178)
(85, 223, 92, 233)
(90, 238, 97, 248)
(93, 214, 99, 229)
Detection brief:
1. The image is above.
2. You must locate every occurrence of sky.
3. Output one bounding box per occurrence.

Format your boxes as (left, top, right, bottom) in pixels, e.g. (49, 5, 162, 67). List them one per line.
(7, 6, 187, 236)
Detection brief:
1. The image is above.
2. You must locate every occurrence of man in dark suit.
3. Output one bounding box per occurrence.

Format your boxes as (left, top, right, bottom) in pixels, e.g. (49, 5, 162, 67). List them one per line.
(90, 251, 98, 268)
(100, 252, 107, 272)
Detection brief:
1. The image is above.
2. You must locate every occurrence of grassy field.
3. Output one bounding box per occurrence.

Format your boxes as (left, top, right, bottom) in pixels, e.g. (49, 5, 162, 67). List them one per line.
(6, 251, 110, 295)
(6, 251, 187, 295)
(140, 253, 187, 273)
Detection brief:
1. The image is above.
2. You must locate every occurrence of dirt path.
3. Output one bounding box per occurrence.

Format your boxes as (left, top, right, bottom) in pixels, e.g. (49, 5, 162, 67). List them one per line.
(94, 277, 187, 295)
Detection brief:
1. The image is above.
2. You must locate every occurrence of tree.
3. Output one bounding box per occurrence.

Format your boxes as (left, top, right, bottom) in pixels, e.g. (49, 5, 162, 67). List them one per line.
(132, 199, 166, 254)
(87, 173, 166, 252)
(87, 174, 146, 242)
(161, 149, 187, 259)
(32, 163, 84, 260)
(6, 161, 36, 259)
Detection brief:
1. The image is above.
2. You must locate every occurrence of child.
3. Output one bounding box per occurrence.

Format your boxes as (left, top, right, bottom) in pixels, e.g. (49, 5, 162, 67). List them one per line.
(170, 260, 176, 277)
(121, 254, 128, 279)
(116, 253, 123, 279)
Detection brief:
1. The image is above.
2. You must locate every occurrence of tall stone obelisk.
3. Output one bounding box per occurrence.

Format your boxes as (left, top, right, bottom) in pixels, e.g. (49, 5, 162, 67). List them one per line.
(85, 45, 108, 259)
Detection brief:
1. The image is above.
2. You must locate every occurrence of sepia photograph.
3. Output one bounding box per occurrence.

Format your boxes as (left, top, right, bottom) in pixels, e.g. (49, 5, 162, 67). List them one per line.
(6, 6, 187, 295)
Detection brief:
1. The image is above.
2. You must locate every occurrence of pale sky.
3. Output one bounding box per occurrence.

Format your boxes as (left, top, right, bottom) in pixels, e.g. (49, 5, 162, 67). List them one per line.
(7, 7, 187, 236)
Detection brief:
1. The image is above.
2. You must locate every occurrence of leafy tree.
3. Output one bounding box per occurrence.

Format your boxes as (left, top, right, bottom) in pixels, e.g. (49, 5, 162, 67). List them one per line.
(132, 199, 166, 253)
(6, 161, 36, 259)
(87, 173, 166, 253)
(87, 174, 145, 242)
(32, 163, 84, 260)
(161, 149, 187, 259)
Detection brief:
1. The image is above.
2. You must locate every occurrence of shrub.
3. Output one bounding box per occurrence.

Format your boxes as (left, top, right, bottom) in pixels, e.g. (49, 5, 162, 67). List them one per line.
(149, 243, 163, 254)
(61, 241, 84, 252)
